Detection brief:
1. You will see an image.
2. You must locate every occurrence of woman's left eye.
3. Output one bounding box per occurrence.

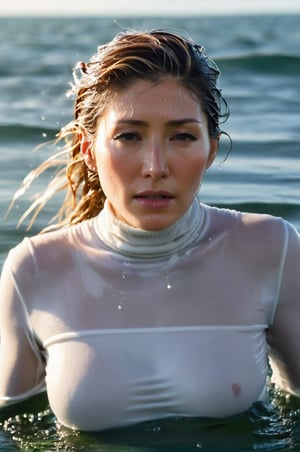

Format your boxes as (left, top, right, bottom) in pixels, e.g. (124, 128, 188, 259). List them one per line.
(171, 133, 197, 142)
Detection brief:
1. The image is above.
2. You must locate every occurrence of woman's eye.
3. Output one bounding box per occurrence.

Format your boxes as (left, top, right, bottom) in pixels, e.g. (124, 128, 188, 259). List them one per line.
(172, 133, 197, 142)
(114, 132, 141, 141)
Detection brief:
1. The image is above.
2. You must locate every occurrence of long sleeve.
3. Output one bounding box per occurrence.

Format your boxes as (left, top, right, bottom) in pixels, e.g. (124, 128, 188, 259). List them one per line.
(267, 221, 300, 395)
(0, 243, 46, 407)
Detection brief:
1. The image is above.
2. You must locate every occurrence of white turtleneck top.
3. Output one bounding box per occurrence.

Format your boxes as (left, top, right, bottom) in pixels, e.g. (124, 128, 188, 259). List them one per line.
(0, 199, 300, 431)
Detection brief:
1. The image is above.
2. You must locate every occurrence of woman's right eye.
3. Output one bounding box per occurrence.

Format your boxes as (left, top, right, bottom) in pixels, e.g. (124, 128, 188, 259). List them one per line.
(113, 132, 141, 141)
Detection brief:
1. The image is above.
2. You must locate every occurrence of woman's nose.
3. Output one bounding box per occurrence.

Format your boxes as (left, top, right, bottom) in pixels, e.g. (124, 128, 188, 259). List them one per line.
(141, 143, 169, 179)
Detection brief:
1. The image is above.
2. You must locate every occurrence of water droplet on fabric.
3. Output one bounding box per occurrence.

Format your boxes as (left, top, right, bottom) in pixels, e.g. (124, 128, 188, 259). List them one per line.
(166, 276, 172, 289)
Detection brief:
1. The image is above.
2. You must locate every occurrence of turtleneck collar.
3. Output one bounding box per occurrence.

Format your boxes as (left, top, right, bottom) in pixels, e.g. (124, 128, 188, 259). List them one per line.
(94, 197, 207, 258)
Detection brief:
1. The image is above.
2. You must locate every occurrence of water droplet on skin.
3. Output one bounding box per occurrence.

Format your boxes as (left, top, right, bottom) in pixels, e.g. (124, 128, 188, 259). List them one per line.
(118, 304, 122, 310)
(122, 274, 126, 279)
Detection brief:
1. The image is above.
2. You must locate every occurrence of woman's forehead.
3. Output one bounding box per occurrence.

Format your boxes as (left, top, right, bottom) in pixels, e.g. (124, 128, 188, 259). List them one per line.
(102, 79, 203, 121)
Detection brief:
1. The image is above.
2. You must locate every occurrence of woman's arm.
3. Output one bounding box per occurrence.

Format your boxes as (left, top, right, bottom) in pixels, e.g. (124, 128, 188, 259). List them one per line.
(0, 247, 46, 410)
(267, 222, 300, 395)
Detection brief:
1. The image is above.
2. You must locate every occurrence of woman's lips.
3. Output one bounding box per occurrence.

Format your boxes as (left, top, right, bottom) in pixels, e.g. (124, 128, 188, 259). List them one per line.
(134, 191, 174, 207)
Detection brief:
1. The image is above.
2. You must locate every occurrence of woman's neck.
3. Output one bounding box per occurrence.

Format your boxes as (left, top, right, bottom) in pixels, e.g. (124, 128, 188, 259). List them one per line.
(94, 197, 207, 258)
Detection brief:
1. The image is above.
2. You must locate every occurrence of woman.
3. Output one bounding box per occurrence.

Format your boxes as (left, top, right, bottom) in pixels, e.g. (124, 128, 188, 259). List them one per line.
(0, 30, 299, 432)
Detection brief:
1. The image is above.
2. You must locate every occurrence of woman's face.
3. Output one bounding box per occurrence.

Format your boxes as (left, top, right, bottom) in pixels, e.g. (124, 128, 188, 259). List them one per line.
(83, 79, 218, 231)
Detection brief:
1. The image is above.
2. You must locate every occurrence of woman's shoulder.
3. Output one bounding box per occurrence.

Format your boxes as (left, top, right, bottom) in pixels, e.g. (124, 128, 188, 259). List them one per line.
(203, 203, 289, 233)
(202, 203, 297, 255)
(5, 218, 96, 274)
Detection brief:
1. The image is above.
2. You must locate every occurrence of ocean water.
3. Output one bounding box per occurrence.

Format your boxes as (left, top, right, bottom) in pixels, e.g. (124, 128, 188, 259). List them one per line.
(0, 14, 300, 451)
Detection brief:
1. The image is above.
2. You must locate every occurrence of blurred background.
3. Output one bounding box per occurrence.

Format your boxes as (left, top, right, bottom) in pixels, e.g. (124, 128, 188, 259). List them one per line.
(0, 3, 300, 449)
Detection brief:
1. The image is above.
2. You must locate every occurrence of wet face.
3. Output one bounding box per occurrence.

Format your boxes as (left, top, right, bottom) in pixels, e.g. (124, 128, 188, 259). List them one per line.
(82, 79, 218, 231)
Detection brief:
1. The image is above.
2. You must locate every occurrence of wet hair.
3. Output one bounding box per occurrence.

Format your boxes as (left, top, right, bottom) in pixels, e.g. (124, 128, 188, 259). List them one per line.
(12, 29, 229, 231)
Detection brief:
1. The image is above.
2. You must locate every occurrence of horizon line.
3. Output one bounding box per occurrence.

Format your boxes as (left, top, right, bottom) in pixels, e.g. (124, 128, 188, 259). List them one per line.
(1, 10, 300, 17)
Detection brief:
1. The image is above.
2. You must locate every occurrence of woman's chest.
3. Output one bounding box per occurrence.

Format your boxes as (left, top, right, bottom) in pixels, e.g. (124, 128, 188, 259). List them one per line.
(45, 327, 268, 431)
(31, 248, 277, 338)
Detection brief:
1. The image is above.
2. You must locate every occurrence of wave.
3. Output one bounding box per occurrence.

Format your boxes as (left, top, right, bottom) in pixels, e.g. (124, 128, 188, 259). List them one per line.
(216, 53, 300, 74)
(212, 201, 300, 221)
(0, 123, 57, 143)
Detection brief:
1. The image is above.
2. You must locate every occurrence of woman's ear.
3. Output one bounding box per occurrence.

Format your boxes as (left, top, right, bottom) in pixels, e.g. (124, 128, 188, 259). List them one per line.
(80, 137, 97, 172)
(206, 137, 219, 169)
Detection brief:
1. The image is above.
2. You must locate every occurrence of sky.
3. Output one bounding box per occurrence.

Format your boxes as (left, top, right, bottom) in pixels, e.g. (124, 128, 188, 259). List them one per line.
(1, 0, 300, 16)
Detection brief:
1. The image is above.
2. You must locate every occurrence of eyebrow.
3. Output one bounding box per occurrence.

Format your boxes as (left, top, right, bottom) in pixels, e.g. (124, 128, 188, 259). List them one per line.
(115, 119, 202, 127)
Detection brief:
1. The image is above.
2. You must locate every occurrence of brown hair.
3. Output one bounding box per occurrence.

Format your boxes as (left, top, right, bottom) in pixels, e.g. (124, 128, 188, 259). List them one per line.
(12, 29, 229, 231)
